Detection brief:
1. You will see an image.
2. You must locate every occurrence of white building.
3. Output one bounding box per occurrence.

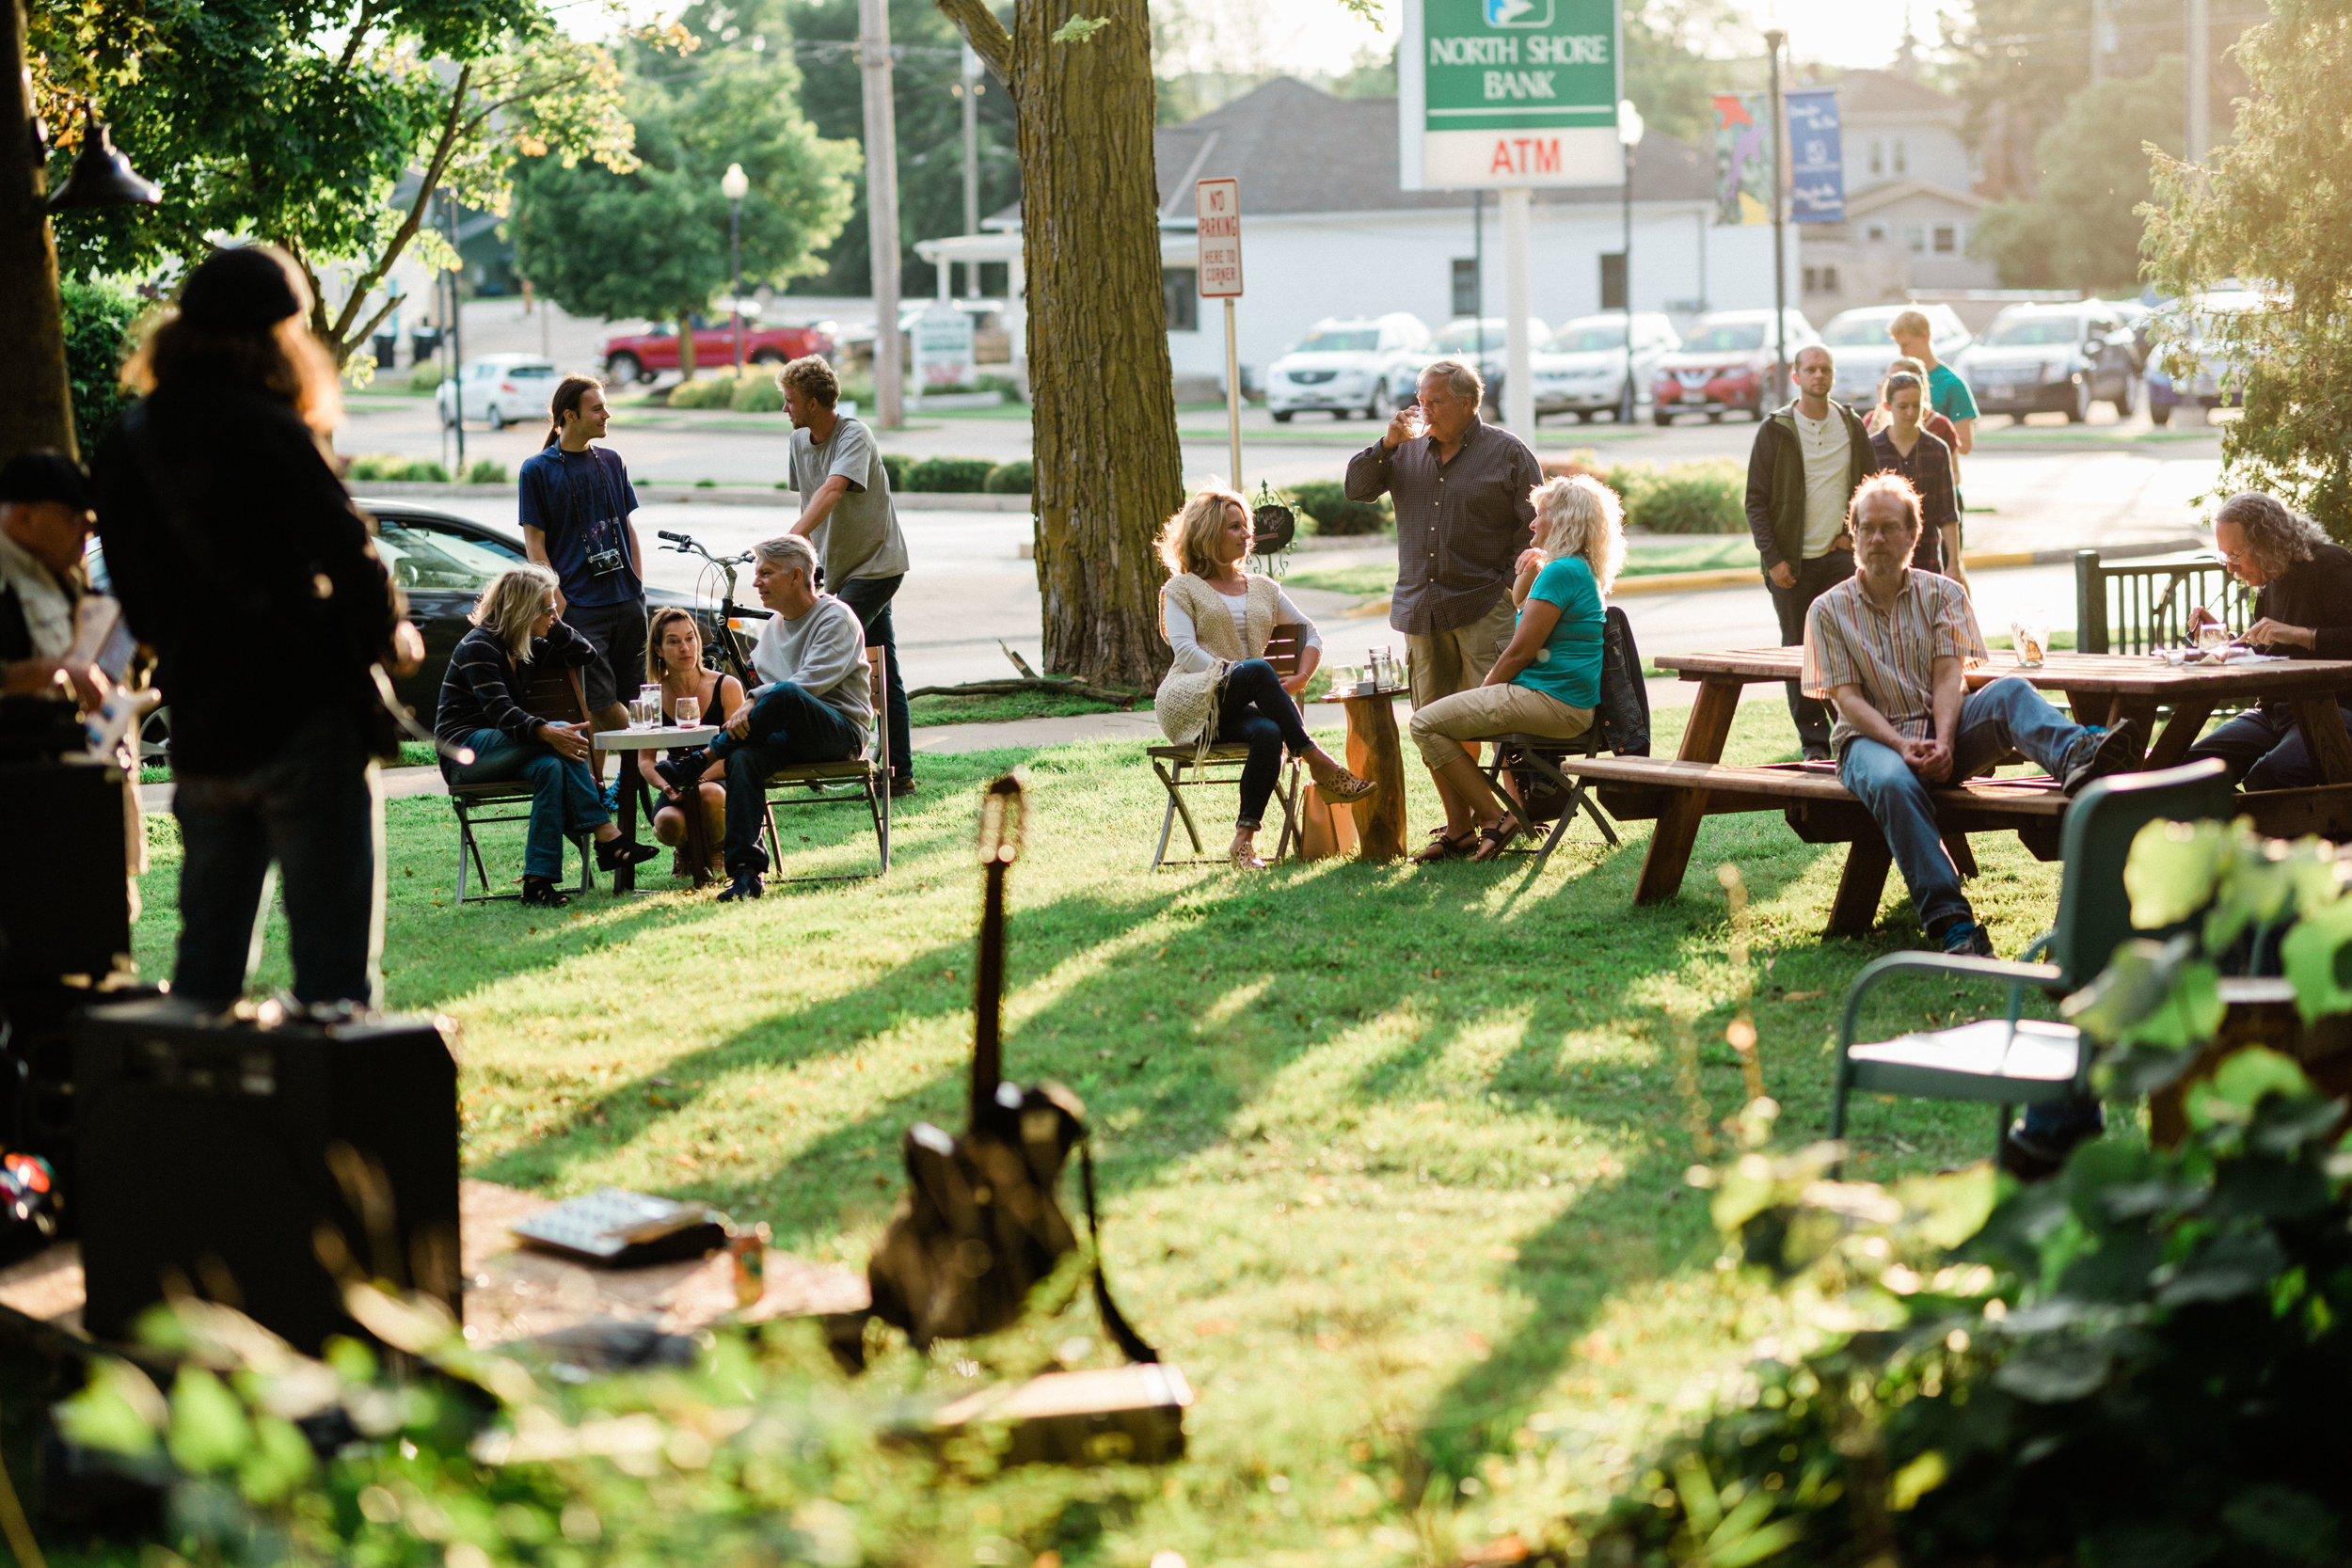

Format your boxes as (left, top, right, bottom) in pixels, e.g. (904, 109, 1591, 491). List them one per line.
(923, 77, 1789, 397)
(1798, 70, 1998, 316)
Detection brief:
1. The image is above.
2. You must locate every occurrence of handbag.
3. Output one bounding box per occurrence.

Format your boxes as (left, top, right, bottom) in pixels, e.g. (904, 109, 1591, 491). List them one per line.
(831, 774, 1156, 1371)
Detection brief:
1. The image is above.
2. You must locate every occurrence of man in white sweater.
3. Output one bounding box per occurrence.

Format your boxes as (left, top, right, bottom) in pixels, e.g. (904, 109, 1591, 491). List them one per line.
(657, 534, 872, 900)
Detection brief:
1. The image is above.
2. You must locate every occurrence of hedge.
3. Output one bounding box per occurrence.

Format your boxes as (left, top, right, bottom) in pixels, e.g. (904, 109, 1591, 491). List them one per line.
(666, 370, 740, 410)
(61, 277, 142, 457)
(907, 455, 997, 493)
(347, 454, 451, 483)
(1290, 480, 1392, 536)
(983, 459, 1032, 494)
(881, 453, 912, 491)
(730, 375, 783, 413)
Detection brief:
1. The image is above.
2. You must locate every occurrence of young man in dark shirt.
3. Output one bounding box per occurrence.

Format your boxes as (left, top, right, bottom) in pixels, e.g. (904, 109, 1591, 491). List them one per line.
(517, 377, 645, 792)
(2183, 491, 2352, 790)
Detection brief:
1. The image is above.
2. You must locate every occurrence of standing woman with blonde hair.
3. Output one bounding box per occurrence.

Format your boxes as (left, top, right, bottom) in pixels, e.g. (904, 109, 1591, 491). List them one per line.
(1152, 488, 1375, 869)
(1406, 474, 1621, 862)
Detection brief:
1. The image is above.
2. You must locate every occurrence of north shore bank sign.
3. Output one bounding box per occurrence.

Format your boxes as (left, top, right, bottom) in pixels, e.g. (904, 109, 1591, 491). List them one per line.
(1400, 0, 1623, 189)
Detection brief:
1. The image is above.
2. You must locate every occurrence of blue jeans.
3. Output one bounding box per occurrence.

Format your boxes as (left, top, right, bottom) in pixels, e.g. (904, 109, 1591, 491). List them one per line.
(2184, 702, 2352, 793)
(834, 574, 911, 782)
(1216, 658, 1314, 830)
(172, 712, 385, 1007)
(449, 726, 611, 881)
(705, 682, 862, 874)
(1836, 675, 2099, 937)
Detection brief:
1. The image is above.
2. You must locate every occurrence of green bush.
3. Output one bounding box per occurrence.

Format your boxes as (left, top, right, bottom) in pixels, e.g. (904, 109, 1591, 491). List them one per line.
(61, 276, 142, 457)
(667, 369, 740, 410)
(465, 459, 510, 484)
(1291, 479, 1393, 536)
(346, 453, 451, 483)
(880, 452, 912, 491)
(972, 372, 1026, 404)
(907, 455, 996, 493)
(1600, 456, 1746, 534)
(983, 458, 1033, 494)
(730, 373, 784, 413)
(406, 360, 445, 394)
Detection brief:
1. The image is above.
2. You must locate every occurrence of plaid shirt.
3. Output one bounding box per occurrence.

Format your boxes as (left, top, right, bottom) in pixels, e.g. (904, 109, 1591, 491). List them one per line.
(1343, 419, 1539, 636)
(1803, 569, 1987, 754)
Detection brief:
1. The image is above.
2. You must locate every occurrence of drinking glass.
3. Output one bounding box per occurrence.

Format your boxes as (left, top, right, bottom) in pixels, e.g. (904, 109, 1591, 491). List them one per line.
(637, 684, 662, 726)
(2011, 620, 2049, 669)
(2195, 620, 2231, 652)
(1399, 404, 1427, 440)
(675, 695, 701, 729)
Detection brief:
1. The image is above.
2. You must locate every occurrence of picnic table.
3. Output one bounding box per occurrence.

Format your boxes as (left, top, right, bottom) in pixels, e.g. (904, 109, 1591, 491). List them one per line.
(1600, 647, 2352, 934)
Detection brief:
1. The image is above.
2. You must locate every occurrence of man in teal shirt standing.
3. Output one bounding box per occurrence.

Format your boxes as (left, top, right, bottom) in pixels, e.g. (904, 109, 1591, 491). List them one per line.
(1889, 309, 1977, 453)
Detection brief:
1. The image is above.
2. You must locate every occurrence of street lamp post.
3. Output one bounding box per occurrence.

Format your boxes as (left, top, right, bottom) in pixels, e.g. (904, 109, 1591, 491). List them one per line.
(722, 162, 750, 376)
(1616, 98, 1645, 425)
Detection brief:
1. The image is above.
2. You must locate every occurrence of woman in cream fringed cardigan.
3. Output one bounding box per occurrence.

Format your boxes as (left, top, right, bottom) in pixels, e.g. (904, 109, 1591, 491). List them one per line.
(1153, 488, 1376, 869)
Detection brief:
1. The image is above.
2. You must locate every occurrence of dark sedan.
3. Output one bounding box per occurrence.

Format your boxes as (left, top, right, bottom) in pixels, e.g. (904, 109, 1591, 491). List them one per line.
(92, 501, 737, 764)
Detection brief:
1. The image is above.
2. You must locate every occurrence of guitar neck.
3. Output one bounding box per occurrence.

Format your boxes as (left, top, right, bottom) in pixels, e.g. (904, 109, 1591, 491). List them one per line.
(970, 858, 1008, 1127)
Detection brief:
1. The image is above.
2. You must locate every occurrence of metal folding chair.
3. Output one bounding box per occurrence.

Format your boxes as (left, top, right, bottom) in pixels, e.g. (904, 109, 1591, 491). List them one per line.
(1147, 623, 1307, 869)
(757, 646, 892, 882)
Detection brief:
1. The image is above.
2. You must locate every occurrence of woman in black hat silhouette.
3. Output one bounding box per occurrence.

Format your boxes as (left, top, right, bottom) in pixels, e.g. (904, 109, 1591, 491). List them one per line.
(91, 244, 427, 1009)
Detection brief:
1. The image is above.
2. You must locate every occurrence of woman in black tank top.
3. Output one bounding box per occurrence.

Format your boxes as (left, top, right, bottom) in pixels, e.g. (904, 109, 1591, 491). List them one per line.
(639, 608, 743, 878)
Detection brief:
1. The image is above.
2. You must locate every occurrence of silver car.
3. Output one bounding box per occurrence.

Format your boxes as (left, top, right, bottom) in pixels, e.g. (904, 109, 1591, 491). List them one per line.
(1530, 312, 1682, 422)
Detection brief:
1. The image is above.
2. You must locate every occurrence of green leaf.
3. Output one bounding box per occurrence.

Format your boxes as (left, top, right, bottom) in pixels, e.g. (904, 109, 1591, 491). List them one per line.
(2280, 895, 2352, 1022)
(2189, 1048, 2315, 1129)
(1886, 1449, 1948, 1511)
(53, 1360, 166, 1458)
(2153, 1231, 2287, 1307)
(1049, 13, 1112, 42)
(1991, 1336, 2113, 1403)
(167, 1368, 253, 1474)
(2063, 935, 2220, 1049)
(2223, 1483, 2339, 1561)
(2124, 818, 2229, 928)
(236, 1414, 316, 1505)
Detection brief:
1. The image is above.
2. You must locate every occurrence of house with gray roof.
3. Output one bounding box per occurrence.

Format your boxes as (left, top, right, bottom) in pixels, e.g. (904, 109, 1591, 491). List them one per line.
(1795, 69, 1998, 316)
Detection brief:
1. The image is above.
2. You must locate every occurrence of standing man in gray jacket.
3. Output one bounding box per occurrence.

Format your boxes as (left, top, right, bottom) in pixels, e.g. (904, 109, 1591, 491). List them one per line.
(1344, 357, 1541, 860)
(1745, 344, 1877, 759)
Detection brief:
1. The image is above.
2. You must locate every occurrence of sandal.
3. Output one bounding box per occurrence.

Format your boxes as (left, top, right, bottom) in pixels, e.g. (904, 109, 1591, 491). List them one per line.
(1468, 817, 1523, 863)
(1313, 766, 1378, 805)
(1413, 826, 1476, 863)
(1229, 843, 1268, 871)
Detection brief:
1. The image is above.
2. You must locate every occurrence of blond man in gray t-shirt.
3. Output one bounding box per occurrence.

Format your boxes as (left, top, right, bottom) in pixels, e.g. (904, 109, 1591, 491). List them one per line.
(779, 354, 914, 796)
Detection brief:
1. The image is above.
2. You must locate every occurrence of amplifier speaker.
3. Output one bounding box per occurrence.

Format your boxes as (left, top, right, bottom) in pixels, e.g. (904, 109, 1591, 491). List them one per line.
(73, 998, 461, 1353)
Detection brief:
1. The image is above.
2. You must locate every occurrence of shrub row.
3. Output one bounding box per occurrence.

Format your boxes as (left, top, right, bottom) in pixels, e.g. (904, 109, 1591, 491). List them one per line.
(665, 367, 784, 412)
(1288, 481, 1393, 537)
(877, 455, 1032, 495)
(1554, 450, 1747, 535)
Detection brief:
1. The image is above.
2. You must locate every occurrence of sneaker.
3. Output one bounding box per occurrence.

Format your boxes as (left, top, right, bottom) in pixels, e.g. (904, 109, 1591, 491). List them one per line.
(596, 837, 660, 873)
(716, 870, 764, 902)
(654, 750, 709, 793)
(519, 876, 571, 909)
(1802, 742, 1833, 763)
(599, 780, 622, 813)
(2062, 718, 2143, 795)
(1939, 920, 1995, 958)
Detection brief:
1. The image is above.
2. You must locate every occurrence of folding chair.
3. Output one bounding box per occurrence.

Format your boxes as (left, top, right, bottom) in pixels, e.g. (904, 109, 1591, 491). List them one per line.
(446, 659, 600, 904)
(757, 645, 892, 882)
(1479, 605, 1651, 873)
(1147, 622, 1307, 869)
(1827, 758, 2233, 1171)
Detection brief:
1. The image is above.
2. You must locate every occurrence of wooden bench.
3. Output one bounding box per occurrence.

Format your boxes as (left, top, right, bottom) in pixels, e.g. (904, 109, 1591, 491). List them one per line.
(1552, 753, 2071, 937)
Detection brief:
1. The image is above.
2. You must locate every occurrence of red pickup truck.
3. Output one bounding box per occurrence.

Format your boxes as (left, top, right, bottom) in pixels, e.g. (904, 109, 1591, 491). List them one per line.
(600, 313, 835, 384)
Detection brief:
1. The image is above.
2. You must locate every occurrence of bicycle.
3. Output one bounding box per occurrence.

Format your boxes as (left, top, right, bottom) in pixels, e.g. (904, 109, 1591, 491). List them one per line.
(658, 529, 766, 683)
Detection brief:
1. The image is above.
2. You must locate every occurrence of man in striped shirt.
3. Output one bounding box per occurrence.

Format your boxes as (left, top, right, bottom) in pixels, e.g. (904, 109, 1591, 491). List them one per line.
(1803, 473, 2141, 959)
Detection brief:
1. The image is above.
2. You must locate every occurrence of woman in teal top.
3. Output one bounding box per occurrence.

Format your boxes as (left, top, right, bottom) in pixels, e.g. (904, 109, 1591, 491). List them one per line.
(1407, 474, 1624, 863)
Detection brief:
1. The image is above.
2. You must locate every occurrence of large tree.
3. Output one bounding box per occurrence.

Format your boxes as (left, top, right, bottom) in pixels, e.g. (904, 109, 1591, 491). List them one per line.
(2143, 0, 2352, 536)
(931, 0, 1182, 687)
(1972, 63, 2181, 291)
(27, 0, 636, 368)
(509, 46, 857, 372)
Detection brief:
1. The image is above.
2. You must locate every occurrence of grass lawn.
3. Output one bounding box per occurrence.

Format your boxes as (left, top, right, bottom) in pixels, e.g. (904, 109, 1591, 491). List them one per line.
(911, 689, 1145, 726)
(1286, 538, 1753, 601)
(123, 705, 2074, 1564)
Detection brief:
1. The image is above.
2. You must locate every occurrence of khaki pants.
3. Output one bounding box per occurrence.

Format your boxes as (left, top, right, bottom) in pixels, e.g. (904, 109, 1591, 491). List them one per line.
(1405, 596, 1518, 713)
(1409, 683, 1593, 769)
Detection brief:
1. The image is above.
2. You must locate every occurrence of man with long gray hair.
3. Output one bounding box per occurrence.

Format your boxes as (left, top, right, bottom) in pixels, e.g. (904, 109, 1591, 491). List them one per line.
(2182, 491, 2352, 791)
(655, 534, 871, 901)
(1344, 356, 1542, 862)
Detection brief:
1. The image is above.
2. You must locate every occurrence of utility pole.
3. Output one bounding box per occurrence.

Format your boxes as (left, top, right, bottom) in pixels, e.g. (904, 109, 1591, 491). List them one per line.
(961, 43, 981, 300)
(2185, 0, 2210, 164)
(443, 191, 465, 478)
(858, 0, 904, 428)
(0, 0, 76, 464)
(1764, 28, 1789, 410)
(1500, 188, 1533, 436)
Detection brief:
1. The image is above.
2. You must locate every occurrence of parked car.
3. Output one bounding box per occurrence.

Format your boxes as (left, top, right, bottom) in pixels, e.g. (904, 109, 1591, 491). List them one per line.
(1265, 314, 1430, 422)
(1818, 302, 1971, 411)
(94, 504, 733, 764)
(1962, 302, 2140, 423)
(601, 313, 836, 385)
(2144, 289, 2263, 426)
(1649, 309, 1821, 424)
(436, 355, 559, 430)
(1376, 316, 1550, 411)
(1529, 312, 1680, 422)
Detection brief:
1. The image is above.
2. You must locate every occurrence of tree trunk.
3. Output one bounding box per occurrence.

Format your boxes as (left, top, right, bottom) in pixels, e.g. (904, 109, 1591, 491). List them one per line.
(0, 0, 76, 465)
(679, 316, 699, 379)
(975, 0, 1181, 687)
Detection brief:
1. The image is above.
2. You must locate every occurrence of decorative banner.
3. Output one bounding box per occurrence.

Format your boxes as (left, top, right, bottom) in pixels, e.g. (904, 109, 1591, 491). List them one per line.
(1397, 0, 1624, 190)
(1787, 89, 1845, 223)
(1712, 92, 1771, 225)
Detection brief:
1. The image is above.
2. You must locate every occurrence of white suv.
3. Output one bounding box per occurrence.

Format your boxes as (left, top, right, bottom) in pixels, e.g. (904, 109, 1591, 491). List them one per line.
(1531, 312, 1681, 422)
(1266, 314, 1430, 422)
(1820, 303, 1972, 411)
